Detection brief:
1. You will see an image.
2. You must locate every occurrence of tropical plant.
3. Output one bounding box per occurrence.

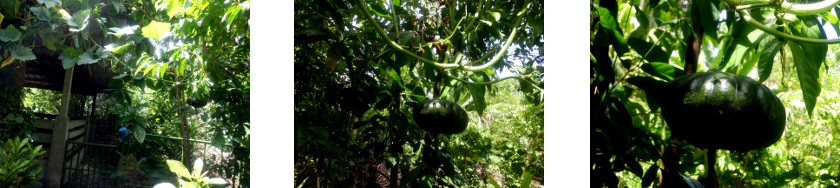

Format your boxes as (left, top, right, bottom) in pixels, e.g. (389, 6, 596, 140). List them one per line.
(295, 0, 543, 187)
(0, 137, 46, 188)
(153, 159, 227, 188)
(1, 0, 248, 186)
(592, 0, 840, 187)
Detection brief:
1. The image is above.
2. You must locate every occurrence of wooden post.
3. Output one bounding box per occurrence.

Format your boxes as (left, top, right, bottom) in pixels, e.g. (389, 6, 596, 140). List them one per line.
(86, 94, 97, 142)
(46, 66, 74, 188)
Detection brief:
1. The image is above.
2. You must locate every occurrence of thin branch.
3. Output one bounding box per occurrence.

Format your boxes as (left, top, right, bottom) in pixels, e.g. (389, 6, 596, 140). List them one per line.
(447, 72, 543, 91)
(354, 0, 526, 71)
(124, 2, 156, 21)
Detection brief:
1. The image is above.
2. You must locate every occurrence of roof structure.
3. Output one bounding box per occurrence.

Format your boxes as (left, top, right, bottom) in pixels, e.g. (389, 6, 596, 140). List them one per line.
(16, 47, 114, 96)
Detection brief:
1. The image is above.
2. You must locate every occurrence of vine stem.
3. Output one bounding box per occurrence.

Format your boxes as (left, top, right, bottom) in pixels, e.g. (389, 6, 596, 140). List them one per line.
(446, 72, 543, 91)
(778, 0, 840, 16)
(354, 0, 525, 71)
(738, 10, 840, 44)
(609, 29, 668, 94)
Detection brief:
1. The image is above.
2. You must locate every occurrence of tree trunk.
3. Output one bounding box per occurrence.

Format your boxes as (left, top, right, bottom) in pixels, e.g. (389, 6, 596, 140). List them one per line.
(176, 74, 192, 165)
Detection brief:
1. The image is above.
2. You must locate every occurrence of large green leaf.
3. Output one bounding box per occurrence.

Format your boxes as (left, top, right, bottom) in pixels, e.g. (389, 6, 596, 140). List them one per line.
(640, 62, 684, 81)
(736, 49, 760, 76)
(76, 51, 98, 65)
(628, 38, 670, 64)
(165, 160, 191, 178)
(598, 6, 631, 68)
(368, 3, 392, 20)
(11, 46, 36, 61)
(105, 42, 133, 55)
(641, 164, 658, 187)
(518, 171, 534, 188)
(65, 9, 90, 32)
(714, 19, 768, 73)
(0, 25, 22, 42)
(626, 76, 668, 111)
(134, 126, 146, 144)
(142, 21, 172, 42)
(692, 0, 719, 40)
(468, 78, 487, 115)
(58, 48, 83, 69)
(756, 37, 784, 82)
(789, 16, 827, 116)
(36, 0, 60, 6)
(29, 7, 50, 21)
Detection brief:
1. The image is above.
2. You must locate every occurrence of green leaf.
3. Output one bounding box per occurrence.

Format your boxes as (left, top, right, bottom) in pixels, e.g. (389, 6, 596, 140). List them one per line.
(693, 0, 720, 40)
(468, 81, 486, 115)
(36, 0, 60, 7)
(368, 3, 392, 20)
(76, 51, 97, 65)
(110, 0, 125, 13)
(757, 38, 784, 82)
(206, 177, 227, 185)
(488, 11, 501, 21)
(29, 7, 50, 21)
(389, 68, 404, 89)
(736, 49, 760, 76)
(166, 0, 183, 18)
(640, 62, 685, 81)
(628, 38, 670, 63)
(193, 158, 203, 176)
(134, 126, 145, 144)
(181, 182, 199, 188)
(487, 173, 502, 188)
(95, 47, 111, 61)
(626, 76, 668, 111)
(714, 19, 768, 73)
(105, 42, 134, 54)
(820, 12, 840, 37)
(142, 21, 172, 42)
(641, 164, 658, 187)
(65, 9, 90, 32)
(419, 176, 433, 188)
(41, 32, 61, 50)
(224, 4, 243, 26)
(108, 25, 138, 39)
(626, 160, 643, 178)
(789, 15, 826, 116)
(11, 46, 36, 61)
(165, 160, 191, 178)
(178, 59, 186, 76)
(0, 25, 22, 42)
(518, 170, 534, 188)
(597, 7, 617, 30)
(59, 48, 82, 69)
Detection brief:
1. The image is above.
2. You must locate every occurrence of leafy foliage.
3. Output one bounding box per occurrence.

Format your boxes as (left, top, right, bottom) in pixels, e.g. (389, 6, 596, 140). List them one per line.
(592, 0, 840, 187)
(154, 159, 227, 188)
(2, 0, 249, 186)
(295, 0, 543, 187)
(0, 137, 46, 188)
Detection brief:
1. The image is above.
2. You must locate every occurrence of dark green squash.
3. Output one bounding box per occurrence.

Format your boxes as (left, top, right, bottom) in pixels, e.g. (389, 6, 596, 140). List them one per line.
(661, 72, 786, 151)
(413, 99, 469, 134)
(187, 96, 208, 108)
